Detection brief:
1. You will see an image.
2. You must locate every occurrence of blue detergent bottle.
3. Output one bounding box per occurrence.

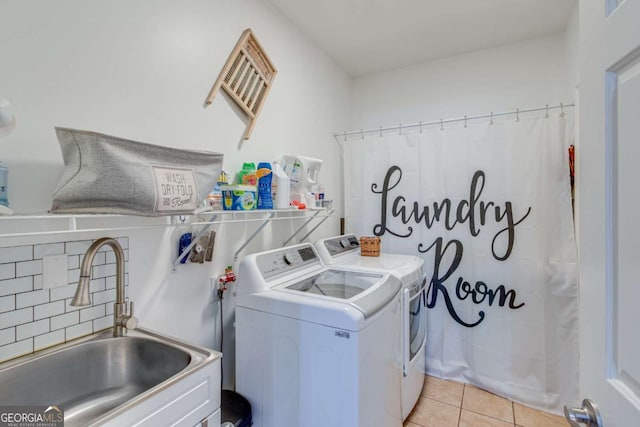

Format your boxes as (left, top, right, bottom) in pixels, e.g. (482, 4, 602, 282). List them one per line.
(256, 162, 273, 209)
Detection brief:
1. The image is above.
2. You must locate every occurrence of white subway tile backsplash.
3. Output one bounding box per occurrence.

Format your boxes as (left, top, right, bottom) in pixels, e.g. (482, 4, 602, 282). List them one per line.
(50, 311, 79, 331)
(0, 295, 15, 313)
(34, 329, 65, 351)
(92, 288, 116, 305)
(0, 308, 33, 328)
(0, 235, 128, 363)
(34, 301, 65, 320)
(0, 338, 33, 361)
(16, 319, 49, 340)
(0, 263, 15, 281)
(49, 284, 77, 302)
(33, 274, 43, 290)
(106, 276, 116, 290)
(67, 255, 80, 270)
(91, 264, 116, 279)
(16, 260, 42, 277)
(0, 246, 32, 264)
(106, 249, 129, 264)
(88, 278, 106, 294)
(66, 321, 92, 341)
(0, 327, 15, 346)
(64, 298, 82, 312)
(93, 315, 112, 332)
(0, 276, 32, 296)
(80, 305, 105, 323)
(34, 243, 64, 259)
(16, 289, 50, 309)
(91, 252, 106, 266)
(65, 240, 93, 255)
(67, 268, 80, 284)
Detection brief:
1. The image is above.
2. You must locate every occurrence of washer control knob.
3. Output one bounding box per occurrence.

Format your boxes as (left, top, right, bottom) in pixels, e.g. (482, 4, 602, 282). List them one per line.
(283, 253, 294, 265)
(340, 238, 350, 248)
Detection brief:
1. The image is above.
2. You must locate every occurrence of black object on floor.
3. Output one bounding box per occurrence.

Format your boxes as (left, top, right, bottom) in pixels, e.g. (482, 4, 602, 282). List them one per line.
(221, 389, 252, 427)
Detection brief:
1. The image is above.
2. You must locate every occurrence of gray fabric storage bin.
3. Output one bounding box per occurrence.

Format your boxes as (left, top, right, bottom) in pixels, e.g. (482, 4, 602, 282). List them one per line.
(51, 127, 224, 216)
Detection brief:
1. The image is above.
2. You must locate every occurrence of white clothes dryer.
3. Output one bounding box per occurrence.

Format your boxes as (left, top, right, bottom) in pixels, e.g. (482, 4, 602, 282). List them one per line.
(315, 234, 427, 420)
(235, 243, 403, 427)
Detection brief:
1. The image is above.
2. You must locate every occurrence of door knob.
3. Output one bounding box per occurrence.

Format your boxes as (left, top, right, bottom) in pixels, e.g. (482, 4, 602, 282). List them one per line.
(564, 399, 603, 427)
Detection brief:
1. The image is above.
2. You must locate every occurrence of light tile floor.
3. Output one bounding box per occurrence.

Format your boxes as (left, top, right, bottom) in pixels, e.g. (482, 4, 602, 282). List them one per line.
(404, 376, 570, 427)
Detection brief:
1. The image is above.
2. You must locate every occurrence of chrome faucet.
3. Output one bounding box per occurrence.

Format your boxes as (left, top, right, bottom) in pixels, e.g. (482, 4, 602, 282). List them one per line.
(70, 237, 138, 337)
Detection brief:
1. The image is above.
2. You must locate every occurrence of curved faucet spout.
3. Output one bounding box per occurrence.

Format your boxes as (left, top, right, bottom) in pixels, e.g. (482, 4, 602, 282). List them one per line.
(70, 237, 137, 337)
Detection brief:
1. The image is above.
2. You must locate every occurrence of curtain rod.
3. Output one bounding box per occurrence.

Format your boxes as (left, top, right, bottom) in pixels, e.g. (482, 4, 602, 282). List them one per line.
(334, 102, 575, 140)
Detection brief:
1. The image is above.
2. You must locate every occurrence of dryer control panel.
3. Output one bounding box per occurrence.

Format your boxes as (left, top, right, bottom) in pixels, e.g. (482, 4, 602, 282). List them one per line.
(257, 244, 321, 279)
(323, 234, 360, 257)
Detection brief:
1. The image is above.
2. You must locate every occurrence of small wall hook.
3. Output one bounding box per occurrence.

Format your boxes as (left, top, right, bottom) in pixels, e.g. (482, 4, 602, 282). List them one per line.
(343, 131, 347, 141)
(545, 104, 550, 118)
(516, 108, 520, 122)
(360, 128, 364, 139)
(379, 126, 382, 137)
(420, 121, 423, 133)
(489, 112, 494, 126)
(440, 118, 444, 131)
(560, 102, 566, 118)
(398, 124, 402, 135)
(464, 115, 468, 128)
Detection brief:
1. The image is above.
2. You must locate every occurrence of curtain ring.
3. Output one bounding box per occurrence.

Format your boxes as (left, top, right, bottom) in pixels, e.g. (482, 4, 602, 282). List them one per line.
(464, 115, 468, 128)
(440, 118, 444, 131)
(379, 126, 382, 137)
(399, 124, 402, 135)
(545, 104, 550, 118)
(560, 102, 566, 118)
(516, 108, 520, 122)
(420, 121, 423, 133)
(360, 129, 364, 139)
(489, 112, 494, 126)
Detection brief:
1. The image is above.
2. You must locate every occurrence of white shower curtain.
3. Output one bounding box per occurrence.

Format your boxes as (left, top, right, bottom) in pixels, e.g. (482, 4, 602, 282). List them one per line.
(344, 114, 578, 413)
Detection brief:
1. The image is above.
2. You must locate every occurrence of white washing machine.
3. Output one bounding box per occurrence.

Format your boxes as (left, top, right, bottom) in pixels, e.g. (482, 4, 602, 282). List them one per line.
(235, 243, 403, 427)
(315, 234, 427, 420)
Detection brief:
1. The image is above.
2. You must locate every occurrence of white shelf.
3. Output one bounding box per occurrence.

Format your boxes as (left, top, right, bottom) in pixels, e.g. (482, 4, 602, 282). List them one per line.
(0, 209, 335, 268)
(0, 209, 334, 239)
(172, 208, 335, 268)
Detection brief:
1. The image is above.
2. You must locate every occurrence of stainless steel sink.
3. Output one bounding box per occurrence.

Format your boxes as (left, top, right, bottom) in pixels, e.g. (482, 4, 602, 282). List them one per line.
(0, 328, 219, 427)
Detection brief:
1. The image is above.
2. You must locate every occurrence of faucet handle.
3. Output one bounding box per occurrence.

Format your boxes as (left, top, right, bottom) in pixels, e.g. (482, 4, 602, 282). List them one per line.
(117, 301, 138, 331)
(125, 301, 139, 330)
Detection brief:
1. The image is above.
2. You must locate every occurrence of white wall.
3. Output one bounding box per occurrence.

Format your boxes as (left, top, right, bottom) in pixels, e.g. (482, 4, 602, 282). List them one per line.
(0, 0, 350, 215)
(350, 32, 575, 131)
(0, 0, 351, 387)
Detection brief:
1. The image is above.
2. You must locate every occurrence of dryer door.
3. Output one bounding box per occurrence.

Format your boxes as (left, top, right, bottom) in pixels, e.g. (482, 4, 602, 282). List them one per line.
(403, 274, 427, 377)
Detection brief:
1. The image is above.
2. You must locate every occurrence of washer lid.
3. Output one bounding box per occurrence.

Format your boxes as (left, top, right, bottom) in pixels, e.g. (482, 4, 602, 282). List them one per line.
(279, 269, 401, 319)
(286, 269, 381, 299)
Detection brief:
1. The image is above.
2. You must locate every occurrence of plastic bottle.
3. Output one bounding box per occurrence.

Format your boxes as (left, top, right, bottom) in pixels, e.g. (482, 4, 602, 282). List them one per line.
(0, 162, 8, 207)
(272, 161, 290, 209)
(237, 162, 256, 185)
(256, 162, 273, 210)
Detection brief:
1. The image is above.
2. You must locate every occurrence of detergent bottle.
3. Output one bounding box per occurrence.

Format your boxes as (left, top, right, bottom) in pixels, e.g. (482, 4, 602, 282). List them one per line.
(256, 162, 273, 209)
(271, 161, 290, 209)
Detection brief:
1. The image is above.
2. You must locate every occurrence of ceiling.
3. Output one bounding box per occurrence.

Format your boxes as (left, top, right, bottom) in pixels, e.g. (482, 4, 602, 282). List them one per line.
(267, 0, 577, 77)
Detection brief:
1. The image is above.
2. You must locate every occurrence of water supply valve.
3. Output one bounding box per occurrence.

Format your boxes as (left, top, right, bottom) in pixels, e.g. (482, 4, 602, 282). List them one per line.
(218, 265, 237, 291)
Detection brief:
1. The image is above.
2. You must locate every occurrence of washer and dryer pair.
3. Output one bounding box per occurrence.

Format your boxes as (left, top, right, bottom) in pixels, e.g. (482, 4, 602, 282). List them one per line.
(234, 235, 426, 427)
